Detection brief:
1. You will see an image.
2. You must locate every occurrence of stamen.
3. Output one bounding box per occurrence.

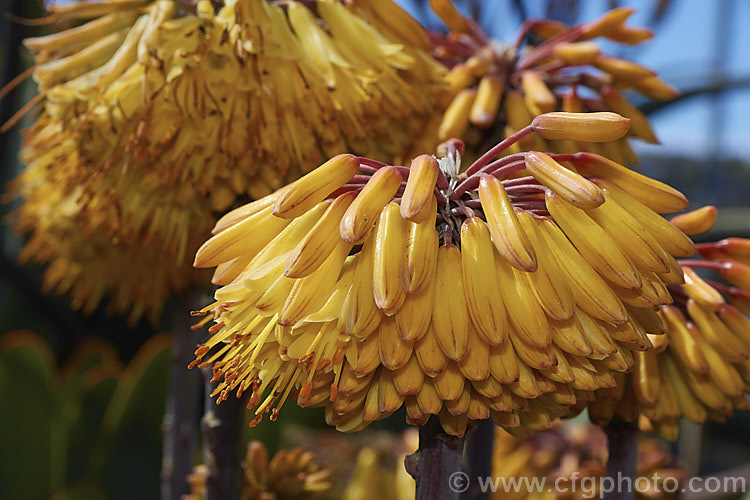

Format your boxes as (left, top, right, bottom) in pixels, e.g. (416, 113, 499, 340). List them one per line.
(246, 315, 278, 366)
(437, 150, 462, 183)
(272, 364, 302, 420)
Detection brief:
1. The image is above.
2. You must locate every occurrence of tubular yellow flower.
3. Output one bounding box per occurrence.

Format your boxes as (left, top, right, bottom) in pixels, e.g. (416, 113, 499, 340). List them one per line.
(192, 116, 698, 437)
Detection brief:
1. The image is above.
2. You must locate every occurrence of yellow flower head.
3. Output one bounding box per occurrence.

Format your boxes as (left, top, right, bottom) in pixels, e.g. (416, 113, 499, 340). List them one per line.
(192, 112, 696, 437)
(422, 2, 677, 164)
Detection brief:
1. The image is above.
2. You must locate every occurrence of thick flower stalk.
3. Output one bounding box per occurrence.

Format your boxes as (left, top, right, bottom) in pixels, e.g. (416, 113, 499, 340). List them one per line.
(6, 0, 444, 322)
(192, 112, 696, 437)
(589, 212, 750, 441)
(184, 440, 332, 500)
(420, 2, 676, 164)
(492, 422, 684, 500)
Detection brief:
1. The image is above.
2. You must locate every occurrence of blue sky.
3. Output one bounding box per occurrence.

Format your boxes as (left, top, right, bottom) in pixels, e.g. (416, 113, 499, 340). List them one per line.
(399, 0, 750, 160)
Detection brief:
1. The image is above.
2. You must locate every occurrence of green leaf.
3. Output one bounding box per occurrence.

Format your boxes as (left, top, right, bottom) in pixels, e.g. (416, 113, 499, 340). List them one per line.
(58, 339, 121, 484)
(92, 333, 171, 500)
(0, 332, 56, 500)
(50, 480, 108, 500)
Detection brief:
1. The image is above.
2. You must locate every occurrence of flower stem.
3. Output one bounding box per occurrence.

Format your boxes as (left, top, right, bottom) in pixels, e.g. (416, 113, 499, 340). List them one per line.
(461, 419, 495, 500)
(465, 126, 535, 176)
(202, 368, 246, 500)
(405, 416, 465, 500)
(161, 291, 204, 500)
(677, 259, 726, 271)
(604, 419, 639, 500)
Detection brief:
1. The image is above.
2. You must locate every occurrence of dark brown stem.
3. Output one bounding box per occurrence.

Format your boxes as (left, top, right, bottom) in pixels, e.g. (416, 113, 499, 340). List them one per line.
(405, 416, 466, 500)
(603, 419, 639, 500)
(202, 369, 246, 500)
(161, 291, 204, 500)
(461, 419, 495, 500)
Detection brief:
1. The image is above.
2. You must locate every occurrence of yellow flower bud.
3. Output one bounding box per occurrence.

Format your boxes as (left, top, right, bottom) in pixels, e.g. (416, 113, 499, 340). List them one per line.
(632, 75, 680, 101)
(553, 41, 601, 65)
(521, 71, 556, 115)
(438, 88, 477, 141)
(531, 112, 630, 142)
(593, 54, 655, 81)
(470, 75, 504, 128)
(580, 7, 634, 39)
(429, 0, 469, 33)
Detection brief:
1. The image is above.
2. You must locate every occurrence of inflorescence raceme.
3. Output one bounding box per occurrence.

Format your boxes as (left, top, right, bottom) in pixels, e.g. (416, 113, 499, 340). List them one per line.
(422, 2, 677, 165)
(189, 112, 710, 437)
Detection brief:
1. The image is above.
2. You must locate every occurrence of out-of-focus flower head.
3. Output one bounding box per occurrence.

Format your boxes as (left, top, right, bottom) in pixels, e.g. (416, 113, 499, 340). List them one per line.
(492, 421, 684, 499)
(589, 209, 750, 441)
(340, 430, 417, 500)
(284, 426, 417, 500)
(5, 0, 444, 323)
(183, 440, 332, 500)
(417, 1, 677, 164)
(8, 117, 209, 323)
(19, 0, 444, 229)
(191, 112, 698, 437)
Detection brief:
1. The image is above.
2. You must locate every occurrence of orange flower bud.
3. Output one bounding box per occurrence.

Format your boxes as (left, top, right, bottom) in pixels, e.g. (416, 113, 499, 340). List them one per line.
(720, 262, 750, 292)
(669, 206, 717, 236)
(717, 238, 750, 264)
(445, 63, 474, 96)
